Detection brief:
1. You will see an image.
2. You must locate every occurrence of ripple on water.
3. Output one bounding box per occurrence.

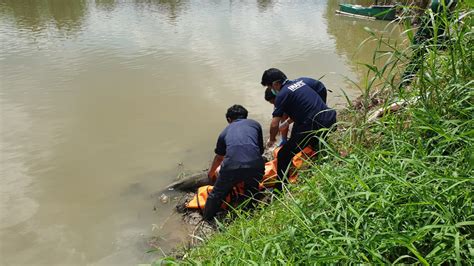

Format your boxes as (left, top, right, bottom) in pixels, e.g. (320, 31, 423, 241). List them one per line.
(0, 101, 39, 230)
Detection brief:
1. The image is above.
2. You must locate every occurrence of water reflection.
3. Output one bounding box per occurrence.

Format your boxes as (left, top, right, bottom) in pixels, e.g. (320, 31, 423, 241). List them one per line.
(256, 0, 274, 12)
(134, 0, 189, 23)
(0, 0, 49, 32)
(0, 0, 87, 34)
(95, 0, 118, 12)
(47, 0, 87, 32)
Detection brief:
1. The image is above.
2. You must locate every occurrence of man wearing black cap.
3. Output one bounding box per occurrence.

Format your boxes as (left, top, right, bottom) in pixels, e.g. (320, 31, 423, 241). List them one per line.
(261, 68, 336, 190)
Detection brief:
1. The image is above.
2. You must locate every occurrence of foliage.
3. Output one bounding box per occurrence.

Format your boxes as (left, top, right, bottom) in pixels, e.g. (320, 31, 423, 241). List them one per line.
(181, 3, 473, 265)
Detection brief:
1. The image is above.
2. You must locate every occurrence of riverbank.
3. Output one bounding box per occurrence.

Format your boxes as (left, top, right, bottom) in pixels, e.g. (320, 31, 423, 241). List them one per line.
(164, 3, 472, 264)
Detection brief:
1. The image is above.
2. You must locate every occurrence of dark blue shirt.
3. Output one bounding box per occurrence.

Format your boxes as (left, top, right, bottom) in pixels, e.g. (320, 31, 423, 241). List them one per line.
(272, 77, 336, 127)
(215, 119, 264, 171)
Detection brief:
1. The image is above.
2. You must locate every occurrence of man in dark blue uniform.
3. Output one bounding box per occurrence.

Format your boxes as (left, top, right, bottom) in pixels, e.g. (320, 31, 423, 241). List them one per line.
(261, 68, 336, 190)
(203, 105, 265, 221)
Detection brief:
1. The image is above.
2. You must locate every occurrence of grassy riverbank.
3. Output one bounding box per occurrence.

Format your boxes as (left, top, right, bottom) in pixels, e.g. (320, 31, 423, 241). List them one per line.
(168, 3, 472, 264)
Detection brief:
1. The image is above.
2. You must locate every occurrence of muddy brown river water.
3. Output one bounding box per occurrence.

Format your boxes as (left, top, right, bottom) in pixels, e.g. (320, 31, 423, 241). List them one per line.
(0, 0, 400, 265)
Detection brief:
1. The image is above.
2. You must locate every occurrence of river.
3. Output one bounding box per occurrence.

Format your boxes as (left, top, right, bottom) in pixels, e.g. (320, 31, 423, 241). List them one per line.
(0, 0, 399, 265)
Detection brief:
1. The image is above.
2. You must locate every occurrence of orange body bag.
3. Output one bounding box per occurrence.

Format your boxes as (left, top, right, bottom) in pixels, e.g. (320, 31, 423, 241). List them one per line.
(186, 146, 316, 210)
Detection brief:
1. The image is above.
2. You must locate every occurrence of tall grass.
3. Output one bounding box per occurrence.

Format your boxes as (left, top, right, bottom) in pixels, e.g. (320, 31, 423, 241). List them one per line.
(169, 3, 473, 264)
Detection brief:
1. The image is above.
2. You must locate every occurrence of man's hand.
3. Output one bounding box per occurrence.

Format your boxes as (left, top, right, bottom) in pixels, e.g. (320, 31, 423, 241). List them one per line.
(279, 120, 289, 131)
(266, 138, 276, 148)
(208, 154, 224, 183)
(207, 171, 215, 179)
(207, 171, 217, 183)
(279, 118, 292, 131)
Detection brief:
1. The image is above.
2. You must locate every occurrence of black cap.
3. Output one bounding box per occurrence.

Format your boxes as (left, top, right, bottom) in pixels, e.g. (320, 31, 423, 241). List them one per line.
(261, 68, 287, 86)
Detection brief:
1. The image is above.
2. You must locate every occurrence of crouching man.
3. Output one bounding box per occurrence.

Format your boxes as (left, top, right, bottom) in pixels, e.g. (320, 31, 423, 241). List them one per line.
(203, 105, 265, 221)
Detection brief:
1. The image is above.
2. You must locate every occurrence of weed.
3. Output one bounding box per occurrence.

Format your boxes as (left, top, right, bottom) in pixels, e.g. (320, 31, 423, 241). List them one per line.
(181, 2, 473, 264)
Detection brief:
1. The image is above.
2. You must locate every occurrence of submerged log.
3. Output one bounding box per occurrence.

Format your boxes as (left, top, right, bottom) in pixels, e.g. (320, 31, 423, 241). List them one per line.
(167, 145, 276, 192)
(166, 171, 212, 192)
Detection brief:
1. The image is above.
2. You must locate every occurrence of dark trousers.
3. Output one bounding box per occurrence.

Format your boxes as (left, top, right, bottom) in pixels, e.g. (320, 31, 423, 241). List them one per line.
(203, 167, 264, 221)
(275, 117, 336, 191)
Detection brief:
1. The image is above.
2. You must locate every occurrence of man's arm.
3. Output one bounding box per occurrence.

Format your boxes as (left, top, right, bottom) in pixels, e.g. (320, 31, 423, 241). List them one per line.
(270, 90, 287, 146)
(208, 154, 224, 179)
(210, 131, 226, 179)
(267, 116, 282, 147)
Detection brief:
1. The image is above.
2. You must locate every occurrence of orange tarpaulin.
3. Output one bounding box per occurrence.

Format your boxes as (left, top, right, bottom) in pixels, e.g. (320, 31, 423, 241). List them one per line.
(186, 146, 316, 210)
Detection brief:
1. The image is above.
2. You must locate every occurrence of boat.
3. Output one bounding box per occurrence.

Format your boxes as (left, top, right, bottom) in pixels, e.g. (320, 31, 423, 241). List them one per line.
(338, 4, 397, 21)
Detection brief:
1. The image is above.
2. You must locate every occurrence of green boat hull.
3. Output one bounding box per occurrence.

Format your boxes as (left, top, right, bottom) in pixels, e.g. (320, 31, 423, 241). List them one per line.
(339, 4, 396, 20)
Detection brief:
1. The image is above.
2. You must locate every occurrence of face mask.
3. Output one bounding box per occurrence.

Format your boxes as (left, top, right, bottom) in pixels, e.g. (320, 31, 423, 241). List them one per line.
(271, 89, 277, 95)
